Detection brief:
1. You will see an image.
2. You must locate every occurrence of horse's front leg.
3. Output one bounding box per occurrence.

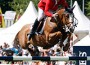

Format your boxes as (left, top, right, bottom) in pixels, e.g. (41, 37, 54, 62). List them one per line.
(45, 32, 49, 44)
(59, 35, 67, 48)
(49, 31, 62, 40)
(45, 31, 62, 44)
(66, 34, 71, 46)
(63, 34, 71, 51)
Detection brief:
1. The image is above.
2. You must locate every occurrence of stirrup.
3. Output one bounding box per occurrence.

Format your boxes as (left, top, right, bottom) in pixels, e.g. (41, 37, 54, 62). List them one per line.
(27, 33, 30, 36)
(27, 34, 30, 39)
(27, 34, 32, 41)
(35, 32, 42, 35)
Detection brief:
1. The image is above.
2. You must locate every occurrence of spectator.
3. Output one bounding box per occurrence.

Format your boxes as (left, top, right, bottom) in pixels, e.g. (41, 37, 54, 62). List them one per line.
(0, 13, 2, 27)
(0, 46, 3, 55)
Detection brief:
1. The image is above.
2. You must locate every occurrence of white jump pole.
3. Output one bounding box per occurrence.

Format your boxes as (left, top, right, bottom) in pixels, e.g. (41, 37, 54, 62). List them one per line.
(0, 56, 90, 61)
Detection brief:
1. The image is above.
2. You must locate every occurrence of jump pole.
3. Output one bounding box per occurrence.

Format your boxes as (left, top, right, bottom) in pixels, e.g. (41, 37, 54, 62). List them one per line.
(0, 56, 90, 61)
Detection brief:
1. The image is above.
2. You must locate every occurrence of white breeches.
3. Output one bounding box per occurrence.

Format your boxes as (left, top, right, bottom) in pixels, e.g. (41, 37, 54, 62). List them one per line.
(37, 8, 45, 21)
(37, 8, 55, 21)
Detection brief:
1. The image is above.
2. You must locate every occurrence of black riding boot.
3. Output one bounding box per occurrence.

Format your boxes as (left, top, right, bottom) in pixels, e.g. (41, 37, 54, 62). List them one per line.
(28, 19, 39, 40)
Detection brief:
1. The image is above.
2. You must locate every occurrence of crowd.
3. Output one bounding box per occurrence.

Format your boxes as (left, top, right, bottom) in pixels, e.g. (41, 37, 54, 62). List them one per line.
(0, 42, 76, 65)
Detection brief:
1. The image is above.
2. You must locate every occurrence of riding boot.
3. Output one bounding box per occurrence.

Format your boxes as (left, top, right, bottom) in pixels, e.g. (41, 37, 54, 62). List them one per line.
(37, 19, 44, 33)
(28, 19, 39, 40)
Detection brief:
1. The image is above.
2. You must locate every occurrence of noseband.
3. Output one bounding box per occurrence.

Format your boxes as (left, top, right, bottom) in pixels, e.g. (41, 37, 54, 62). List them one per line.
(63, 13, 78, 33)
(53, 12, 78, 33)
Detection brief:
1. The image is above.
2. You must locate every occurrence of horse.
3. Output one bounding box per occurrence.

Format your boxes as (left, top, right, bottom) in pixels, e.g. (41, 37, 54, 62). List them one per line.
(14, 7, 77, 56)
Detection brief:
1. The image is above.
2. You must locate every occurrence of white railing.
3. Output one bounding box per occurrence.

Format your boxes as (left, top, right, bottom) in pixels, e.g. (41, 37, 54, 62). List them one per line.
(4, 11, 16, 27)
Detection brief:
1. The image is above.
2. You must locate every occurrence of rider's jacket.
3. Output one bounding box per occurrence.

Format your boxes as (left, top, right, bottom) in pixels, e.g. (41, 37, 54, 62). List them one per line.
(38, 0, 68, 17)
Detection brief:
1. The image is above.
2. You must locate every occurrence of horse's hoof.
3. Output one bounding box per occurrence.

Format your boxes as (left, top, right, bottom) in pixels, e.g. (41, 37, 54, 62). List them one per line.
(60, 44, 64, 47)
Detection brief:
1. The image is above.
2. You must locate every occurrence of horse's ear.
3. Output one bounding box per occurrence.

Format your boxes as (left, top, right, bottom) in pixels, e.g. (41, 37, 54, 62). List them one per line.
(71, 5, 75, 11)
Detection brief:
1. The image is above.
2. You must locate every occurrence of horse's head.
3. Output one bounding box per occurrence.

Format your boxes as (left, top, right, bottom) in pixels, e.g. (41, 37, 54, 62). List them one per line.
(51, 6, 78, 33)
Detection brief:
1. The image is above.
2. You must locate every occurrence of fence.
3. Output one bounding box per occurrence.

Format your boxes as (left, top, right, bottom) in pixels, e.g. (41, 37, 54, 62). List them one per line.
(4, 11, 16, 27)
(0, 56, 90, 61)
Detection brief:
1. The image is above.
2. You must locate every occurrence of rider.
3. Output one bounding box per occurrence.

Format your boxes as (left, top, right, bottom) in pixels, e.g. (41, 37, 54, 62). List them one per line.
(28, 0, 72, 41)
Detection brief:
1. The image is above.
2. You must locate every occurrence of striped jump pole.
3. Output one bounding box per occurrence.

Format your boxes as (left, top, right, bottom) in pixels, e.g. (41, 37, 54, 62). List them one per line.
(0, 56, 90, 61)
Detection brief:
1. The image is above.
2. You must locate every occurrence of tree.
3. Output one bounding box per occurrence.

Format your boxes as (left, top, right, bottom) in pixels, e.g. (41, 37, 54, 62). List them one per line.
(0, 0, 13, 13)
(0, 0, 90, 16)
(9, 0, 30, 14)
(8, 0, 39, 14)
(71, 0, 90, 16)
(85, 2, 90, 16)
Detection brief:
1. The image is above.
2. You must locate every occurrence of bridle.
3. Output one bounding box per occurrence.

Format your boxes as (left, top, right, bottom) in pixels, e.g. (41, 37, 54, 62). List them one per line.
(69, 13, 78, 32)
(62, 12, 78, 33)
(52, 11, 78, 33)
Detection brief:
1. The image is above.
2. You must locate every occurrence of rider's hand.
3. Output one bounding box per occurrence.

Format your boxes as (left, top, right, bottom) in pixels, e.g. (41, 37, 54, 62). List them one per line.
(52, 13, 58, 17)
(52, 14, 56, 17)
(51, 13, 58, 22)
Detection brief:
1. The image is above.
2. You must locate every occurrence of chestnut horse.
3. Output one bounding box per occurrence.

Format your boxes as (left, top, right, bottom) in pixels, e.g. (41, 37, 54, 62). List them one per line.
(14, 8, 77, 56)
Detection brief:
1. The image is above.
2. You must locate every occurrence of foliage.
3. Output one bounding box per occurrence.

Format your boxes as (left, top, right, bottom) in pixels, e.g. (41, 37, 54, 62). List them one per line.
(71, 0, 90, 16)
(85, 2, 90, 16)
(9, 0, 30, 14)
(8, 0, 39, 14)
(0, 0, 13, 13)
(0, 0, 90, 16)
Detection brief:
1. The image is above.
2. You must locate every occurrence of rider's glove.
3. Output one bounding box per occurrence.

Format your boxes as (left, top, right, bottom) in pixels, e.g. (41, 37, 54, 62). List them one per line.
(51, 13, 58, 21)
(52, 13, 58, 17)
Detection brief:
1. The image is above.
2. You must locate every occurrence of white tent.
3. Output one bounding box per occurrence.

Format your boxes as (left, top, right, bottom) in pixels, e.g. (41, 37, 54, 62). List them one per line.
(73, 1, 90, 31)
(73, 1, 90, 42)
(0, 1, 37, 47)
(74, 35, 90, 46)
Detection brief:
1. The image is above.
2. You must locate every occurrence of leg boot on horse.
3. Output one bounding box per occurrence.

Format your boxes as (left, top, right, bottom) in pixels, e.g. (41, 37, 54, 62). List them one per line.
(28, 19, 40, 42)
